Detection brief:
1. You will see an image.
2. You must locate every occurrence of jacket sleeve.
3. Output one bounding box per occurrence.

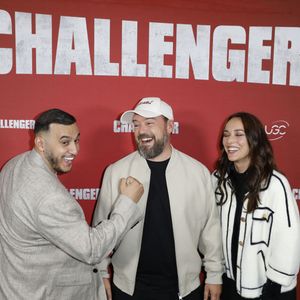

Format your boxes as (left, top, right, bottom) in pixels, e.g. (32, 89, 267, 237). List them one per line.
(266, 175, 300, 287)
(92, 165, 115, 276)
(198, 171, 225, 284)
(36, 165, 142, 266)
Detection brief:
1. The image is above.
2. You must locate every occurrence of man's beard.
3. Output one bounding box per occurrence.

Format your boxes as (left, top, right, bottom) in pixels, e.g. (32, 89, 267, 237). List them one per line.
(44, 149, 68, 174)
(136, 133, 168, 160)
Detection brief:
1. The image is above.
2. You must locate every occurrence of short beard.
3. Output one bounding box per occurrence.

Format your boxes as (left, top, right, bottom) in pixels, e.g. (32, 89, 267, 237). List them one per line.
(137, 133, 168, 160)
(44, 150, 67, 174)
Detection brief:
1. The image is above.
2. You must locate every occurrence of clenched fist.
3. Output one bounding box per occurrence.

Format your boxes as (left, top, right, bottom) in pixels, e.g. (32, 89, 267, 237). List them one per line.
(119, 176, 144, 203)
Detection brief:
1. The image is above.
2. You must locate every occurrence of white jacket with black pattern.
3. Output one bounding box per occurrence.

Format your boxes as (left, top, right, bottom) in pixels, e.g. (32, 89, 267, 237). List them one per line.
(212, 169, 300, 298)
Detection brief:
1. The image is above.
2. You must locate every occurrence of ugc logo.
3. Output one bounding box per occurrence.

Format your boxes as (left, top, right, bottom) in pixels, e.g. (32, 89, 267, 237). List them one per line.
(265, 120, 290, 141)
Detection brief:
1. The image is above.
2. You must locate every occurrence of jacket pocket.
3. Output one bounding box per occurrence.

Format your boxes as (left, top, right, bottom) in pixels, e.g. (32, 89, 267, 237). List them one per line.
(48, 272, 93, 300)
(54, 272, 92, 286)
(251, 207, 274, 246)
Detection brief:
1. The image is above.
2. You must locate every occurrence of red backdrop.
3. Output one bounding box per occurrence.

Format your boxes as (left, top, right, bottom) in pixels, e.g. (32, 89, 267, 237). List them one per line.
(1, 0, 299, 297)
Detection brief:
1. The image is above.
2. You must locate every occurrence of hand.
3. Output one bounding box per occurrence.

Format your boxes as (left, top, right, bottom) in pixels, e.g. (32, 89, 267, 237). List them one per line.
(119, 176, 144, 203)
(204, 283, 222, 300)
(103, 278, 112, 300)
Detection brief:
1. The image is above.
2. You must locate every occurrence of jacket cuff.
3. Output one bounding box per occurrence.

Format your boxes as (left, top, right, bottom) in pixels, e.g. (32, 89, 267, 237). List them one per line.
(205, 271, 223, 285)
(267, 266, 295, 287)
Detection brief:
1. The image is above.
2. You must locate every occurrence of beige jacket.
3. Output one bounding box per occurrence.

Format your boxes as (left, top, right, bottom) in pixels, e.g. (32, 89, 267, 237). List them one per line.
(0, 149, 142, 299)
(93, 148, 224, 298)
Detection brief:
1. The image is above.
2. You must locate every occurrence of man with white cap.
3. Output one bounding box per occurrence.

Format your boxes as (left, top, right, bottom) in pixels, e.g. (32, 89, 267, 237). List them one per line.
(93, 97, 223, 300)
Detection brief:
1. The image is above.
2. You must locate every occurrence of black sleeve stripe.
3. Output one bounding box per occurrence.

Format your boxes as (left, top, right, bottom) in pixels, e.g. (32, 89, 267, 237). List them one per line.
(272, 173, 291, 227)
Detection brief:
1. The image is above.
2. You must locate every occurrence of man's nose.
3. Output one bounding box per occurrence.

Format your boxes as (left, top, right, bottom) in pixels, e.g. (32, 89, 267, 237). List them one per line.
(69, 141, 79, 155)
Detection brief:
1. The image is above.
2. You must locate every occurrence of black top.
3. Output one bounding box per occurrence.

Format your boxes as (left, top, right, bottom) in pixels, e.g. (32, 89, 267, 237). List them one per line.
(229, 166, 250, 279)
(135, 159, 178, 292)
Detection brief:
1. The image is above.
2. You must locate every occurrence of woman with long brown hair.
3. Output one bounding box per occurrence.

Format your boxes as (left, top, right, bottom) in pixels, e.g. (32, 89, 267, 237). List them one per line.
(212, 112, 299, 300)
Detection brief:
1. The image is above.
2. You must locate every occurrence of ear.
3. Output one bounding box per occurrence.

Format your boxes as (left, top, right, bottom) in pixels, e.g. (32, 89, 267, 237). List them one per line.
(167, 119, 174, 134)
(34, 135, 45, 152)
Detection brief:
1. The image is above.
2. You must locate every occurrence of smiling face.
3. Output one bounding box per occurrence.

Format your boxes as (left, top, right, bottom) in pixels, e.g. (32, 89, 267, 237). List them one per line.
(35, 123, 80, 174)
(222, 117, 251, 173)
(133, 114, 173, 161)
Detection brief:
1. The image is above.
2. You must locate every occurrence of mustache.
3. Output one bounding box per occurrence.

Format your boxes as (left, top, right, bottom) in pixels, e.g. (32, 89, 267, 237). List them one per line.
(137, 134, 154, 141)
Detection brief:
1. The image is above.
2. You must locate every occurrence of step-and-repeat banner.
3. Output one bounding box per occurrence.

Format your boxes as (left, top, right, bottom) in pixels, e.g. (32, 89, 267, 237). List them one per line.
(1, 0, 299, 293)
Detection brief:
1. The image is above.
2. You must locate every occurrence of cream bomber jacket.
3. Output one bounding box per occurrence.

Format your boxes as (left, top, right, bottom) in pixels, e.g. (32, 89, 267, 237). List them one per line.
(93, 147, 224, 298)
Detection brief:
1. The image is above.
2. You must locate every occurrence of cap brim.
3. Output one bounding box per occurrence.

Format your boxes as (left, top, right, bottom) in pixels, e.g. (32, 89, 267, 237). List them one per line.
(120, 110, 161, 124)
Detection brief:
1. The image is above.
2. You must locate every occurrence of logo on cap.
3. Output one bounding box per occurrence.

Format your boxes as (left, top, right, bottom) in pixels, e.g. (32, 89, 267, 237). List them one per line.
(139, 100, 154, 105)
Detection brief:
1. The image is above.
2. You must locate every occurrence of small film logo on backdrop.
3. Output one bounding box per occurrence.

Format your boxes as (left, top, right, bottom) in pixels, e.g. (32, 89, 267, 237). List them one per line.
(292, 188, 300, 201)
(113, 120, 180, 134)
(265, 120, 289, 141)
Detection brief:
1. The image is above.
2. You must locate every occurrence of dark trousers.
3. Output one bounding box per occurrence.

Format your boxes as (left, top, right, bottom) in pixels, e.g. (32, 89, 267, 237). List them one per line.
(221, 275, 296, 300)
(112, 282, 203, 300)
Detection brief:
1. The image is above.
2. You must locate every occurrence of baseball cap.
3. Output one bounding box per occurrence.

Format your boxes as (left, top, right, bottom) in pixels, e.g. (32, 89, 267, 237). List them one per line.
(120, 97, 174, 124)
